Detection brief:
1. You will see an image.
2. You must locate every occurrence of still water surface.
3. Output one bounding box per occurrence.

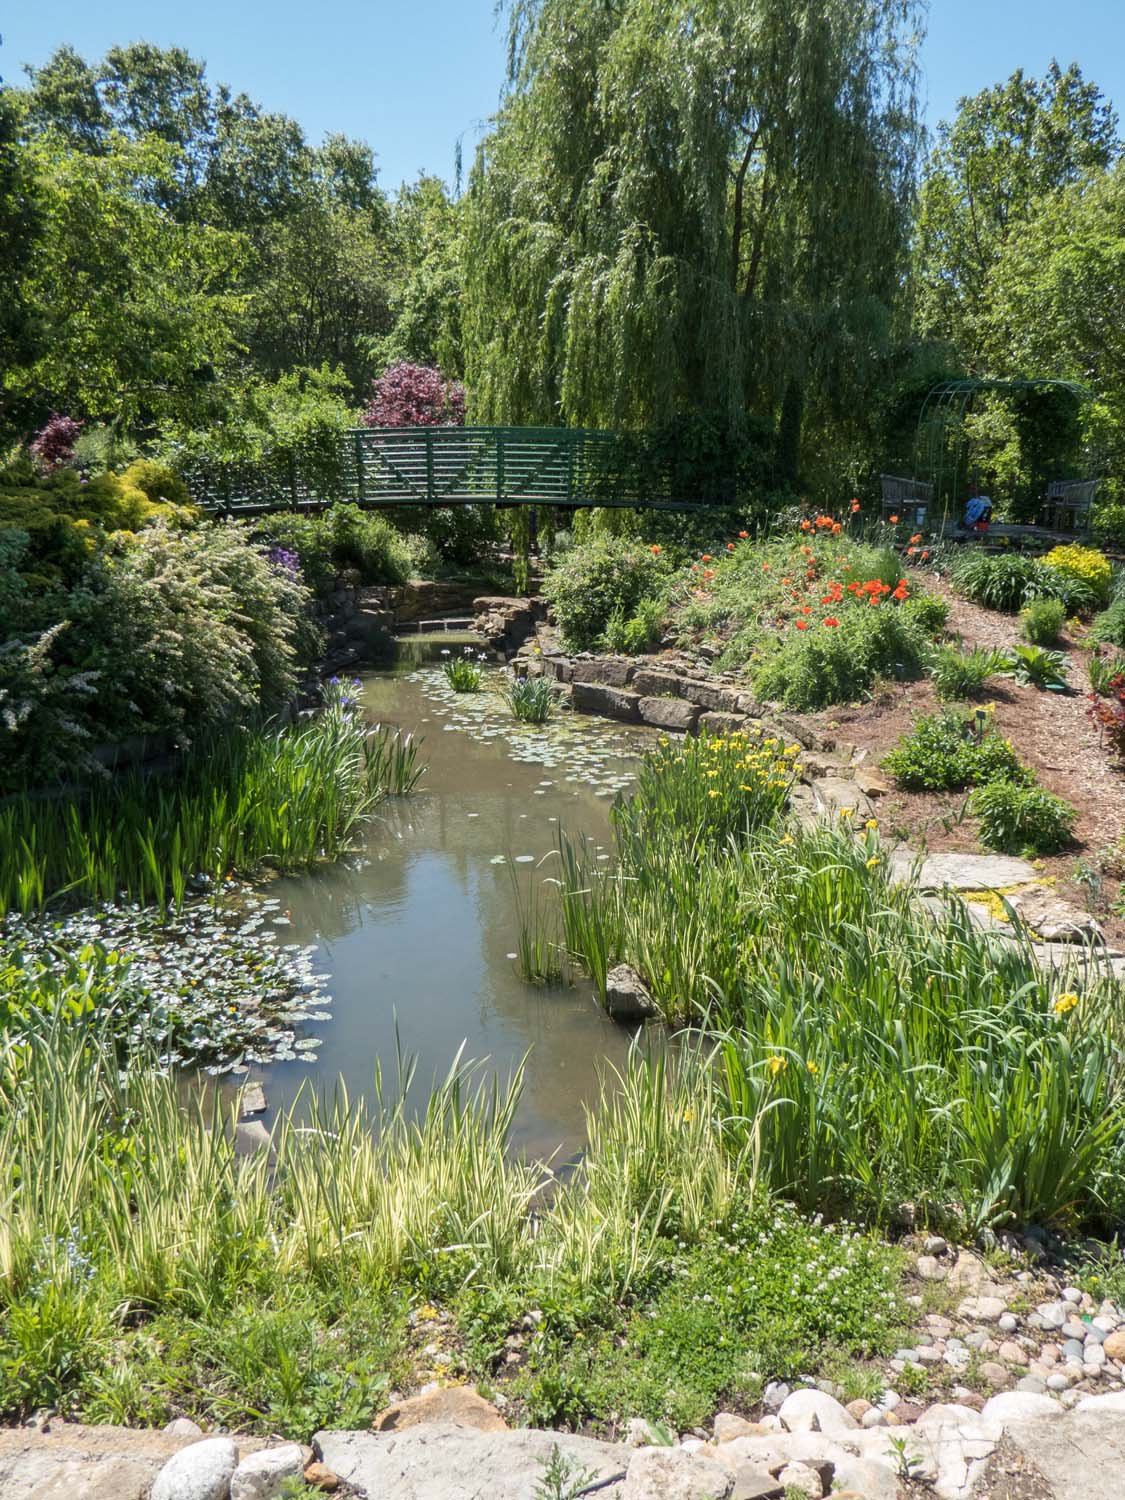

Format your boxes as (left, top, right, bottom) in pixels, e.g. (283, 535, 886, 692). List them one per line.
(258, 652, 655, 1159)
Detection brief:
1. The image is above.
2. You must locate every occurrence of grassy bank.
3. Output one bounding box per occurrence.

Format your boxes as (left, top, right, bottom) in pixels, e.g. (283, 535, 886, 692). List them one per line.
(0, 683, 422, 915)
(0, 1025, 904, 1435)
(525, 729, 1125, 1238)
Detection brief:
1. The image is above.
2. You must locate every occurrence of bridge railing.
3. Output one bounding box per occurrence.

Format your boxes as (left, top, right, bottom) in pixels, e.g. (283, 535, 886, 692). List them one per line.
(183, 426, 736, 514)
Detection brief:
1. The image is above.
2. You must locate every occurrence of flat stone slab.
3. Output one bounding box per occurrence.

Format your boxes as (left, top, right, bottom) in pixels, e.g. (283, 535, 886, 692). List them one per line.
(0, 1424, 269, 1500)
(889, 851, 1038, 891)
(1004, 1407, 1125, 1500)
(315, 1424, 629, 1500)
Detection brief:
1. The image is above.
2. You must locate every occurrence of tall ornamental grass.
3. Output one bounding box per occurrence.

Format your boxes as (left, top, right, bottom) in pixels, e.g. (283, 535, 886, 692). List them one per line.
(0, 685, 422, 915)
(530, 731, 1125, 1235)
(0, 1022, 757, 1417)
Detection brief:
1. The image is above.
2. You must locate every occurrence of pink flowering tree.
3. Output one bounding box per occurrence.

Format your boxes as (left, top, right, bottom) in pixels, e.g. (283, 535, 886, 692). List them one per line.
(30, 413, 83, 471)
(360, 362, 466, 428)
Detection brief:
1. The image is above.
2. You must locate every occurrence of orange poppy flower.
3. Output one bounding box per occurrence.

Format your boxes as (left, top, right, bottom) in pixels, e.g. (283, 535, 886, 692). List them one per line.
(831, 522, 842, 535)
(823, 617, 840, 627)
(701, 554, 712, 562)
(801, 519, 811, 531)
(727, 542, 736, 552)
(909, 533, 922, 544)
(794, 619, 809, 630)
(850, 499, 860, 514)
(889, 514, 899, 524)
(738, 530, 749, 539)
(651, 543, 661, 554)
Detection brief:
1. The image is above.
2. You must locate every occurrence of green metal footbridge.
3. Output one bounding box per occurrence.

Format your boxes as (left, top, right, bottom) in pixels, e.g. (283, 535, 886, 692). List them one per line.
(185, 426, 733, 514)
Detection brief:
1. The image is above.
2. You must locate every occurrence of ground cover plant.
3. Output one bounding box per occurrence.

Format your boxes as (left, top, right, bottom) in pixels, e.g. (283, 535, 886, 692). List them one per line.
(1020, 597, 1067, 646)
(525, 729, 1125, 1236)
(882, 709, 1031, 791)
(540, 536, 672, 652)
(0, 681, 422, 914)
(968, 780, 1077, 855)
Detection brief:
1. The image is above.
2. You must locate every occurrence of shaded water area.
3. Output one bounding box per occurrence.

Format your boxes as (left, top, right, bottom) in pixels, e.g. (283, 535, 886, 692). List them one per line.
(257, 639, 655, 1159)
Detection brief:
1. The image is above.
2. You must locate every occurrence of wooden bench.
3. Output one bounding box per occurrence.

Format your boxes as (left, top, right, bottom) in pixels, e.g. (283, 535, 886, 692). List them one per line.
(880, 475, 935, 529)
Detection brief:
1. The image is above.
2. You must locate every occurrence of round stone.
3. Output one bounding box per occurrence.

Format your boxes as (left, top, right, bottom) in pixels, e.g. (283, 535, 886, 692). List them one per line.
(1063, 1339, 1086, 1360)
(1063, 1288, 1083, 1304)
(997, 1313, 1018, 1334)
(1016, 1376, 1048, 1395)
(1037, 1303, 1068, 1329)
(923, 1236, 949, 1257)
(152, 1439, 238, 1500)
(231, 1445, 306, 1500)
(1085, 1325, 1109, 1346)
(1047, 1373, 1072, 1392)
(999, 1341, 1029, 1367)
(1105, 1331, 1125, 1361)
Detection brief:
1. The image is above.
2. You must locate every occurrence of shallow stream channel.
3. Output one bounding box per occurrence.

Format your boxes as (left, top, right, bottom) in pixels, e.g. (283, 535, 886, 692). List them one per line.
(257, 638, 656, 1159)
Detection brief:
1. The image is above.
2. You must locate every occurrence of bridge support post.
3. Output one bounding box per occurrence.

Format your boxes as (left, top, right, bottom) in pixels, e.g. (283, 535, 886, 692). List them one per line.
(353, 431, 366, 504)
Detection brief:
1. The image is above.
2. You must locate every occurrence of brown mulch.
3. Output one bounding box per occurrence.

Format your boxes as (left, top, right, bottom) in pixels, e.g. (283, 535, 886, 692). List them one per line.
(794, 575, 1125, 942)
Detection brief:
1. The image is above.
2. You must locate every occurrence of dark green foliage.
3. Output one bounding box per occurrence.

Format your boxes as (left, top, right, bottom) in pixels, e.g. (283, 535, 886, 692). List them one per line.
(1093, 504, 1125, 551)
(255, 503, 414, 594)
(751, 607, 926, 711)
(883, 710, 1032, 791)
(1090, 596, 1125, 649)
(952, 551, 1098, 614)
(1021, 597, 1067, 646)
(969, 780, 1077, 856)
(541, 537, 670, 652)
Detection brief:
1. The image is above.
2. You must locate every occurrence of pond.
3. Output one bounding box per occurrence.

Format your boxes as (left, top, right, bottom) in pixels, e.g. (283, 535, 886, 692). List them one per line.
(256, 644, 655, 1159)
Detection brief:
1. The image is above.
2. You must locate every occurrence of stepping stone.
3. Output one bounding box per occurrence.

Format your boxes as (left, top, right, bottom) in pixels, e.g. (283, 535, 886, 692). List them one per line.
(889, 851, 1037, 891)
(811, 777, 874, 821)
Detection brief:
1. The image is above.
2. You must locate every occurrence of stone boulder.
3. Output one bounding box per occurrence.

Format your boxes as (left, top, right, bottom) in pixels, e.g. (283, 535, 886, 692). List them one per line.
(372, 1387, 507, 1434)
(1007, 886, 1104, 943)
(623, 1446, 733, 1500)
(638, 697, 700, 732)
(697, 711, 747, 736)
(572, 681, 642, 722)
(231, 1443, 306, 1500)
(315, 1424, 628, 1500)
(151, 1437, 238, 1500)
(604, 964, 657, 1022)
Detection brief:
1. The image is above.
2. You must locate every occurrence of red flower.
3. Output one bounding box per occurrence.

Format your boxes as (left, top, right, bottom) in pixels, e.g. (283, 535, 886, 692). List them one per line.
(801, 520, 811, 531)
(738, 530, 749, 539)
(651, 543, 662, 554)
(850, 499, 860, 514)
(823, 617, 840, 627)
(889, 514, 899, 524)
(701, 554, 712, 562)
(831, 522, 842, 535)
(921, 550, 930, 560)
(794, 619, 809, 630)
(727, 542, 736, 552)
(907, 546, 917, 556)
(762, 563, 771, 572)
(909, 533, 922, 544)
(703, 569, 715, 581)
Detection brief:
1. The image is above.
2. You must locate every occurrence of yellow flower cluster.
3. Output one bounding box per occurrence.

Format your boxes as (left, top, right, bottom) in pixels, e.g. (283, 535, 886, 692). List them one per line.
(1043, 544, 1112, 601)
(1053, 991, 1079, 1015)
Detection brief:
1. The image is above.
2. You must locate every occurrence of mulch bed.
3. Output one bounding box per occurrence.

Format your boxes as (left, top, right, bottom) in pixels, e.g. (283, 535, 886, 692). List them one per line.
(793, 573, 1125, 943)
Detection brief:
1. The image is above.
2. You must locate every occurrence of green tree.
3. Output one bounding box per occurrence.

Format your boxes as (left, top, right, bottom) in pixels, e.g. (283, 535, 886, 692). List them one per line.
(985, 159, 1125, 497)
(245, 198, 394, 392)
(462, 0, 923, 490)
(8, 133, 247, 430)
(377, 175, 464, 373)
(0, 86, 41, 426)
(914, 62, 1120, 361)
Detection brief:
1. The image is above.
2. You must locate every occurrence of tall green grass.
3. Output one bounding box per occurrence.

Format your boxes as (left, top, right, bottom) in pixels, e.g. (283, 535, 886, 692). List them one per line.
(529, 732, 1125, 1235)
(0, 690, 423, 915)
(0, 1022, 762, 1418)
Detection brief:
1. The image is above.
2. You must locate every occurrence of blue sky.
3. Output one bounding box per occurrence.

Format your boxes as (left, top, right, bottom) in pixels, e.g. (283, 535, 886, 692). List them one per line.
(3, 1, 1123, 191)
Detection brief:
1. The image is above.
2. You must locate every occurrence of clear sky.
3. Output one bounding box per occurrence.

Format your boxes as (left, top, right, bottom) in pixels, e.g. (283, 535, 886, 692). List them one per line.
(2, 1, 1123, 191)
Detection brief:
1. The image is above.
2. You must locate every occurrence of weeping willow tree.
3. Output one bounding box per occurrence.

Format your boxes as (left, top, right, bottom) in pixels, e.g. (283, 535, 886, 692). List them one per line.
(463, 0, 925, 494)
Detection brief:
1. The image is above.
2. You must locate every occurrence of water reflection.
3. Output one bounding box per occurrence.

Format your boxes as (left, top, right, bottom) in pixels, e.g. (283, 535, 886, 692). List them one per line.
(257, 662, 653, 1159)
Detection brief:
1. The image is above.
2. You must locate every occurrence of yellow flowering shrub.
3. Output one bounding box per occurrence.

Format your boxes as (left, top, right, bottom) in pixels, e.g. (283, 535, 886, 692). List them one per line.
(1043, 544, 1112, 606)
